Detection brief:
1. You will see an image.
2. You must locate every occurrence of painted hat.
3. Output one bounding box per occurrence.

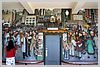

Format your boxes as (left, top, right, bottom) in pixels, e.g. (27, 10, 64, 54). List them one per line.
(90, 31, 94, 34)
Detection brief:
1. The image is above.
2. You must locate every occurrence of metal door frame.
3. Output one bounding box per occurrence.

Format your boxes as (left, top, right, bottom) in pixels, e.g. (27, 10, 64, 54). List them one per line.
(43, 33, 62, 65)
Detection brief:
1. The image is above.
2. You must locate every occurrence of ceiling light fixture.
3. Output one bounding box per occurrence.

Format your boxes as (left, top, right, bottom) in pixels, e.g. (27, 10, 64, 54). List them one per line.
(65, 10, 69, 16)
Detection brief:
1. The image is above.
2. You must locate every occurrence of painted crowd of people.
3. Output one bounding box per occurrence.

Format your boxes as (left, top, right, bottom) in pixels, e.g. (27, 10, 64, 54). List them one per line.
(3, 29, 37, 65)
(2, 24, 98, 65)
(63, 25, 98, 60)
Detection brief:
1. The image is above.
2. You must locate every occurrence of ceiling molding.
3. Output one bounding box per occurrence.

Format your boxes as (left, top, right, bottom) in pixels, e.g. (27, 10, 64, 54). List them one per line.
(72, 1, 85, 14)
(18, 0, 34, 14)
(2, 1, 98, 14)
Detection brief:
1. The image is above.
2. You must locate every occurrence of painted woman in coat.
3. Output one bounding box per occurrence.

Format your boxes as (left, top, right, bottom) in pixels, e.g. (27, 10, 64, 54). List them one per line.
(20, 32, 28, 59)
(69, 35, 76, 56)
(86, 36, 95, 54)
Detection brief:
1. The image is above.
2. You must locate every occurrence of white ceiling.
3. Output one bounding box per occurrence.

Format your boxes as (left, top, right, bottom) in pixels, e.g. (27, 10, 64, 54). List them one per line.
(2, 2, 24, 11)
(2, 0, 98, 2)
(28, 2, 77, 8)
(82, 2, 98, 9)
(2, 1, 98, 14)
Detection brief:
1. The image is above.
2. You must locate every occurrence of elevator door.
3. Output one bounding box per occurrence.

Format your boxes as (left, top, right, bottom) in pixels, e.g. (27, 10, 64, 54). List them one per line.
(45, 34, 61, 65)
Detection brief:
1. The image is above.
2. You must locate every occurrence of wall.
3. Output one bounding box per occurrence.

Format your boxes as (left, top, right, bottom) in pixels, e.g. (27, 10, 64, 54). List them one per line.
(2, 11, 12, 22)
